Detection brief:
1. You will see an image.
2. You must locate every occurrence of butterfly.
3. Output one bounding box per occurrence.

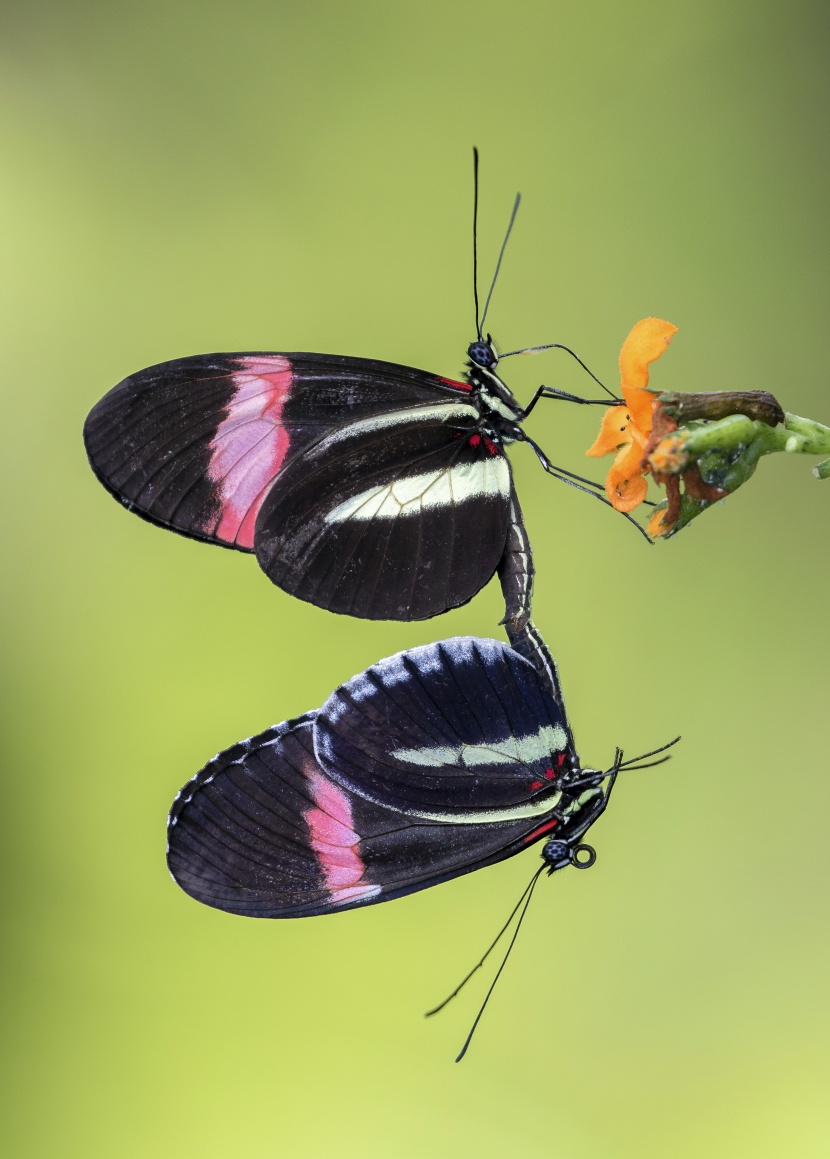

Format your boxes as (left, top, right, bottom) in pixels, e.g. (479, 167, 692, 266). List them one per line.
(83, 153, 628, 624)
(167, 625, 673, 920)
(167, 623, 675, 1057)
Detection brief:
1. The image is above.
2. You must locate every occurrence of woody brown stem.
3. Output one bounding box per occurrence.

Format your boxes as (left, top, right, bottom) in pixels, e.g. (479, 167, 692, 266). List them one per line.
(656, 390, 785, 426)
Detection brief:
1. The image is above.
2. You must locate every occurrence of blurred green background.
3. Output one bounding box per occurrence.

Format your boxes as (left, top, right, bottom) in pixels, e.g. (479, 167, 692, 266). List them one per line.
(2, 1, 829, 1155)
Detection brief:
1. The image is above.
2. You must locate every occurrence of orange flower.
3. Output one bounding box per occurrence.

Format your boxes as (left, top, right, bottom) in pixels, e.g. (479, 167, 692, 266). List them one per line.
(587, 317, 678, 512)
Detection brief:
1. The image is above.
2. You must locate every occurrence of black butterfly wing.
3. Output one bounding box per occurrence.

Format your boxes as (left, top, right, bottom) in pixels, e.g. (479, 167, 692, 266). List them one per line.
(84, 352, 472, 551)
(314, 637, 576, 816)
(167, 714, 564, 919)
(253, 411, 512, 619)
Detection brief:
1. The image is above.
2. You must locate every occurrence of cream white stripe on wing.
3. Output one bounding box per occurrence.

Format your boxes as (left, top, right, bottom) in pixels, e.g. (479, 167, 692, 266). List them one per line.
(370, 784, 603, 827)
(321, 402, 478, 446)
(324, 457, 511, 523)
(391, 725, 568, 768)
(387, 792, 565, 825)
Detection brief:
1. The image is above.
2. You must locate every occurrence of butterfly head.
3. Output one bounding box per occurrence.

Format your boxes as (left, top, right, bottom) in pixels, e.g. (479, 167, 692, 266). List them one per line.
(542, 838, 597, 873)
(467, 336, 498, 370)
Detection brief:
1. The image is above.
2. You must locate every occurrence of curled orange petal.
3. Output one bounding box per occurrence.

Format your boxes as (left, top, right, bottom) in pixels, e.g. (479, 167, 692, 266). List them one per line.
(619, 317, 678, 430)
(586, 405, 629, 457)
(606, 440, 648, 512)
(620, 317, 678, 389)
(647, 506, 675, 537)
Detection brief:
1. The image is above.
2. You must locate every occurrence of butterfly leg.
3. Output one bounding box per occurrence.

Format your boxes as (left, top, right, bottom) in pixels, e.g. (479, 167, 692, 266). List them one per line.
(572, 766, 620, 839)
(521, 432, 655, 543)
(522, 385, 622, 418)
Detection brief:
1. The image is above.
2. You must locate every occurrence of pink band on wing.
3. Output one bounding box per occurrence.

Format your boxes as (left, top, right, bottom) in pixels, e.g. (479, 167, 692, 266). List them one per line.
(206, 356, 293, 548)
(306, 770, 380, 904)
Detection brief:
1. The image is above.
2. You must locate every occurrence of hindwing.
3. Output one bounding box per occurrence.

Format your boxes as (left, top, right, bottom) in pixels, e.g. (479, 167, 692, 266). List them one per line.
(254, 409, 512, 619)
(315, 638, 575, 816)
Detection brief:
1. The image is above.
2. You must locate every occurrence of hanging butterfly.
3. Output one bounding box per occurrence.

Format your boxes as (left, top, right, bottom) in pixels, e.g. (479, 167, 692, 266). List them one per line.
(84, 152, 639, 624)
(167, 621, 677, 1055)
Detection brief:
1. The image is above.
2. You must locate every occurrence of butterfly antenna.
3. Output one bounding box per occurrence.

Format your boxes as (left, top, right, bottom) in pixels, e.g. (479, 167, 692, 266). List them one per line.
(479, 190, 521, 338)
(454, 865, 545, 1062)
(425, 867, 540, 1018)
(473, 147, 481, 338)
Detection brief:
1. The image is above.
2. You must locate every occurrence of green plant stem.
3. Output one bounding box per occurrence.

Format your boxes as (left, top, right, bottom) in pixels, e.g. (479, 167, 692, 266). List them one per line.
(663, 412, 830, 475)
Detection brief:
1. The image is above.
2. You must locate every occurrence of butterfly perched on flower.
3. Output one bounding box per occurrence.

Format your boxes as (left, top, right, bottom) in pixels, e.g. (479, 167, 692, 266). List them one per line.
(84, 154, 624, 623)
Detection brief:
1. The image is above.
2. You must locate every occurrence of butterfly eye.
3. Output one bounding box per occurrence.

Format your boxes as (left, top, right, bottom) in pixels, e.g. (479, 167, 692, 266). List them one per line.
(542, 838, 571, 868)
(467, 340, 497, 368)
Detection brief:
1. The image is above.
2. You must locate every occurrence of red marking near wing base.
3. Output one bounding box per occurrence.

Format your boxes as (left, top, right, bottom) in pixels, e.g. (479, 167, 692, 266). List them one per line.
(529, 780, 543, 791)
(544, 769, 556, 780)
(469, 433, 481, 446)
(523, 818, 558, 844)
(483, 436, 499, 455)
(305, 770, 380, 904)
(439, 376, 472, 392)
(206, 356, 293, 548)
(556, 753, 566, 769)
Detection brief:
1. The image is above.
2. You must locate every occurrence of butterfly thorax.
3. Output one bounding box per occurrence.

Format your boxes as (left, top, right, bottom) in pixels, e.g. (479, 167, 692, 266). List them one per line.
(466, 361, 524, 426)
(466, 339, 524, 427)
(561, 782, 602, 819)
(550, 770, 605, 845)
